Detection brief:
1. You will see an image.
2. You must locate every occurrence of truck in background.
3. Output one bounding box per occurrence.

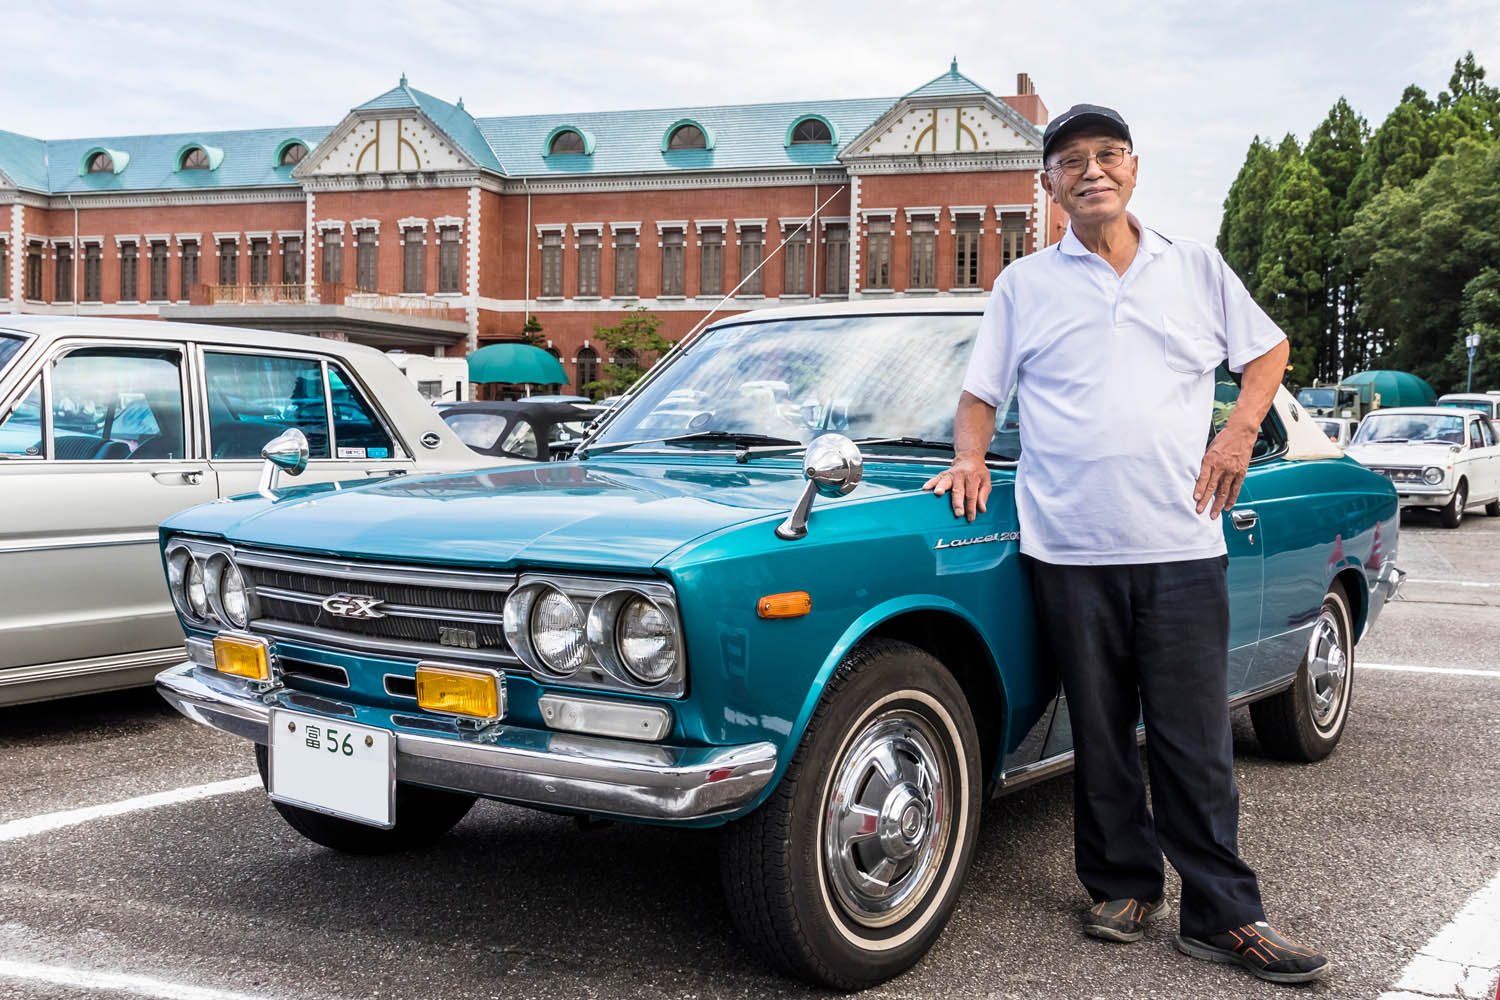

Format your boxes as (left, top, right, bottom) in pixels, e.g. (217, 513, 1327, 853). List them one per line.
(386, 352, 471, 404)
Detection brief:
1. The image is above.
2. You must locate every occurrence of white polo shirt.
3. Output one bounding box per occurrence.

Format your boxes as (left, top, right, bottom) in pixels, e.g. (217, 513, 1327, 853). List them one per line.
(961, 215, 1287, 565)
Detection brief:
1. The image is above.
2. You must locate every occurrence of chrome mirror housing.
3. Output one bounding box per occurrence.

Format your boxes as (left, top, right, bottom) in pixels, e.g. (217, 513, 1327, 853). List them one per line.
(258, 428, 310, 496)
(776, 434, 863, 540)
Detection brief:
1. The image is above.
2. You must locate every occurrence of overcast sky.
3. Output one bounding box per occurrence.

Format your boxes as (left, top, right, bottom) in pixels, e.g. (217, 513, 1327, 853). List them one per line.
(4, 0, 1496, 243)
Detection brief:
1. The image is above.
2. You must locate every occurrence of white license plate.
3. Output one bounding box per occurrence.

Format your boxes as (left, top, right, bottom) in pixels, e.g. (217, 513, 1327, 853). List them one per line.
(268, 709, 395, 828)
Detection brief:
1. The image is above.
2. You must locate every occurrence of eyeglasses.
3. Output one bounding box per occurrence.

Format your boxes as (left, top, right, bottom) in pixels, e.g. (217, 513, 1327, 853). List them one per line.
(1047, 146, 1132, 177)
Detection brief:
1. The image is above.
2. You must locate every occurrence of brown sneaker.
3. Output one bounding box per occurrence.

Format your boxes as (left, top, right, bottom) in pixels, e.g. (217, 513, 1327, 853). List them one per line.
(1176, 921, 1331, 984)
(1083, 897, 1172, 942)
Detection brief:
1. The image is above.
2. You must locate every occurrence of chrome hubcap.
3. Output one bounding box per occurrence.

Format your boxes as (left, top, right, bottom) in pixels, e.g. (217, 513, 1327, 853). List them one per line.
(823, 712, 948, 928)
(1305, 608, 1348, 729)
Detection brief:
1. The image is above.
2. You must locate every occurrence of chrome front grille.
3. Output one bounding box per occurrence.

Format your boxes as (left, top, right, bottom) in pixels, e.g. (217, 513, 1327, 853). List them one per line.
(235, 549, 518, 667)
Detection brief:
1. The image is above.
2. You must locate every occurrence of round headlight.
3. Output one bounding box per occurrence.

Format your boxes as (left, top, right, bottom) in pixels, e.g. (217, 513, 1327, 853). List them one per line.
(185, 558, 210, 620)
(531, 589, 588, 674)
(617, 595, 676, 684)
(219, 561, 249, 628)
(1423, 466, 1445, 485)
(166, 548, 191, 613)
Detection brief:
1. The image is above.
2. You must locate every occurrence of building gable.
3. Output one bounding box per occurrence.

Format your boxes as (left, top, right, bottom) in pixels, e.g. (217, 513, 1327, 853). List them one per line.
(841, 93, 1042, 160)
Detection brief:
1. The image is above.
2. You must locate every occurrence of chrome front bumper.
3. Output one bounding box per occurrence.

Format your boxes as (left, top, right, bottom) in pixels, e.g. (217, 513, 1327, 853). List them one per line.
(156, 663, 777, 822)
(1395, 486, 1454, 507)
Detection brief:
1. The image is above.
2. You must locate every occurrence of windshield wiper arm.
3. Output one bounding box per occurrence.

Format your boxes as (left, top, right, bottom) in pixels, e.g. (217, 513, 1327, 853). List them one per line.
(579, 430, 803, 459)
(854, 436, 1014, 461)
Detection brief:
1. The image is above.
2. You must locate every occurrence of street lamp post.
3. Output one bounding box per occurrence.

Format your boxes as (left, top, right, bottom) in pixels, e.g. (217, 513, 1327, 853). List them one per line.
(1465, 332, 1481, 392)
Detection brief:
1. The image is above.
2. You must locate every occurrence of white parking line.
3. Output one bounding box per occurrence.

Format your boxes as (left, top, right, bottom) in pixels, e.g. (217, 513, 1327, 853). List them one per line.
(0, 958, 294, 1000)
(0, 775, 258, 843)
(1362, 662, 1500, 679)
(1377, 868, 1500, 1000)
(1406, 578, 1500, 588)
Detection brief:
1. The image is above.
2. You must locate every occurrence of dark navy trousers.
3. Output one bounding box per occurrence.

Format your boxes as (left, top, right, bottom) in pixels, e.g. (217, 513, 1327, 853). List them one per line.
(1029, 555, 1266, 938)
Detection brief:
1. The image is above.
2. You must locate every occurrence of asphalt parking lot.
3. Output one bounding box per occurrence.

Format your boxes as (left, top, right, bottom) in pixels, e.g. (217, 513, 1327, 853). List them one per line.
(2, 514, 1497, 1000)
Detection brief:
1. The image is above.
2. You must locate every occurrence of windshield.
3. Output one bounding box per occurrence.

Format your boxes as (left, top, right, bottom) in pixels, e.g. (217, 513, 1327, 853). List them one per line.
(1439, 399, 1497, 417)
(1352, 412, 1465, 445)
(591, 314, 1017, 459)
(0, 333, 24, 376)
(1298, 388, 1335, 408)
(1316, 420, 1342, 441)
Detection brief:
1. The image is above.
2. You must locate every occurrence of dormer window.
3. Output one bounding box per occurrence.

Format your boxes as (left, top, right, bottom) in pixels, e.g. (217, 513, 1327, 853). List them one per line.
(180, 147, 211, 170)
(667, 124, 706, 150)
(86, 152, 114, 173)
(789, 116, 834, 145)
(279, 142, 308, 166)
(550, 130, 585, 155)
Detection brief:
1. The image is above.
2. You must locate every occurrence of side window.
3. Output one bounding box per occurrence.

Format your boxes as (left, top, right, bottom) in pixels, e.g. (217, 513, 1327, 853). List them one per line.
(327, 365, 397, 459)
(49, 347, 185, 460)
(499, 419, 538, 459)
(1469, 421, 1484, 450)
(1210, 363, 1281, 459)
(0, 380, 44, 457)
(1480, 419, 1496, 448)
(204, 352, 330, 460)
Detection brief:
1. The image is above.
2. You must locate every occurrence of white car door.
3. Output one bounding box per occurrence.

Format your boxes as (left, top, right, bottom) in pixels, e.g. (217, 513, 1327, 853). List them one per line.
(1477, 417, 1500, 500)
(196, 346, 415, 499)
(0, 340, 217, 673)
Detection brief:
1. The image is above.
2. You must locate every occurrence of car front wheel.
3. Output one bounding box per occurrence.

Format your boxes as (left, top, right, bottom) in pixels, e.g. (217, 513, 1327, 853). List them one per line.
(1440, 480, 1467, 528)
(254, 743, 476, 854)
(719, 639, 981, 990)
(1250, 584, 1354, 762)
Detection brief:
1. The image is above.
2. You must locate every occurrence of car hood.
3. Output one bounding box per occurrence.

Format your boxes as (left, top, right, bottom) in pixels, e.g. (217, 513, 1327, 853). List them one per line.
(164, 457, 921, 570)
(1345, 442, 1461, 465)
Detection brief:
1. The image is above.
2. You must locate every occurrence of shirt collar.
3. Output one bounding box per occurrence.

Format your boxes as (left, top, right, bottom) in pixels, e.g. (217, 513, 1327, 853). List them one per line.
(1059, 213, 1171, 258)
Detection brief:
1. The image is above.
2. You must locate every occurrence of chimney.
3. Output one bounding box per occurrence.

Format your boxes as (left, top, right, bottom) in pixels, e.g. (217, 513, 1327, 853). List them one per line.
(1017, 73, 1034, 95)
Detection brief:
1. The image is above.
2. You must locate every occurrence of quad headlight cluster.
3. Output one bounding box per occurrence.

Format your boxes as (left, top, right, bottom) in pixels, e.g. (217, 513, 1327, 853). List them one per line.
(164, 538, 254, 630)
(504, 575, 685, 697)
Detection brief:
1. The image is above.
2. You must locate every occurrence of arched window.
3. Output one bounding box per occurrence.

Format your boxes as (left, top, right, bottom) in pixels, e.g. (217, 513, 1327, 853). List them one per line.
(180, 147, 210, 170)
(667, 124, 706, 150)
(549, 130, 585, 155)
(576, 346, 600, 391)
(613, 346, 637, 368)
(279, 142, 308, 166)
(789, 117, 833, 144)
(87, 152, 114, 173)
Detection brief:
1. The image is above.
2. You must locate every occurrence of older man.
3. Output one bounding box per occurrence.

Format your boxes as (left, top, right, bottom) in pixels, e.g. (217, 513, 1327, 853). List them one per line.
(925, 105, 1328, 985)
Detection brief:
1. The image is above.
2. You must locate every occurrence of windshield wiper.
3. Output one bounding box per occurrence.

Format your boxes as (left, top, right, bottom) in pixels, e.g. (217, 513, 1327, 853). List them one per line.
(1370, 437, 1409, 443)
(580, 430, 802, 458)
(854, 436, 1014, 461)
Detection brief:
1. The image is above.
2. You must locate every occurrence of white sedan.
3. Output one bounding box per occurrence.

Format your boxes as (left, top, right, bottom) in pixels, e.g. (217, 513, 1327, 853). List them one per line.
(0, 317, 484, 705)
(1345, 406, 1500, 527)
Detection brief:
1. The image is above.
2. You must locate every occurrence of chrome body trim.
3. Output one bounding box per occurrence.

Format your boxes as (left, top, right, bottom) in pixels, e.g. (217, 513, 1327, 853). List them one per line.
(251, 619, 524, 668)
(156, 662, 776, 821)
(235, 548, 518, 591)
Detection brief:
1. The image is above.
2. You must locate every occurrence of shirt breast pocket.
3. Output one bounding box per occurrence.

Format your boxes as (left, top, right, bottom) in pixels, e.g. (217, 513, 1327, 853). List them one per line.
(1160, 313, 1222, 375)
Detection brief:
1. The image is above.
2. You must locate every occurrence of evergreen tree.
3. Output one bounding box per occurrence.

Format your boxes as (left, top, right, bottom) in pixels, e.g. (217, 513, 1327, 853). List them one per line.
(1256, 155, 1335, 385)
(1305, 98, 1369, 378)
(1217, 137, 1295, 296)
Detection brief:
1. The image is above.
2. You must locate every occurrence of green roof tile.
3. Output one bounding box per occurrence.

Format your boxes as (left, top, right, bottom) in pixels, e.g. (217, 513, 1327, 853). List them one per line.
(904, 59, 991, 99)
(0, 129, 50, 192)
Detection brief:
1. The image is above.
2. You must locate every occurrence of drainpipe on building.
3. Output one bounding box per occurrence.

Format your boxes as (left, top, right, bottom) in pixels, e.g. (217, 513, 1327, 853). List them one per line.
(67, 195, 78, 316)
(811, 167, 818, 300)
(523, 177, 532, 341)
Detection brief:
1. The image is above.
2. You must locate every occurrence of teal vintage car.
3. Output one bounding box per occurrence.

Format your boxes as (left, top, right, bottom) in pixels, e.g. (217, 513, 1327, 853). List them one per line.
(156, 300, 1402, 990)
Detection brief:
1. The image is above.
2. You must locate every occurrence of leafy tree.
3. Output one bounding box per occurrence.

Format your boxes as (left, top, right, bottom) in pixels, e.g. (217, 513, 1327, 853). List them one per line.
(582, 306, 674, 399)
(1305, 99, 1368, 377)
(1346, 85, 1440, 212)
(1441, 268, 1500, 391)
(1256, 155, 1335, 384)
(1343, 138, 1500, 389)
(1306, 97, 1368, 225)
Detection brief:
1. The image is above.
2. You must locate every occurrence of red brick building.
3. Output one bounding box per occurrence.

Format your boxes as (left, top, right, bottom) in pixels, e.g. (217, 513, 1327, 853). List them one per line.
(0, 62, 1061, 393)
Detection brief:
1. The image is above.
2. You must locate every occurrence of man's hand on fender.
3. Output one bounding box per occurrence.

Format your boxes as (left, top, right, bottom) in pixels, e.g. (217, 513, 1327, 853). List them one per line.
(923, 456, 991, 522)
(1195, 420, 1256, 517)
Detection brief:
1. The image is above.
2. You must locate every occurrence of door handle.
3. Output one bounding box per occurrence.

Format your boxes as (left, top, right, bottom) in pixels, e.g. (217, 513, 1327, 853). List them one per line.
(152, 469, 204, 485)
(1230, 508, 1258, 530)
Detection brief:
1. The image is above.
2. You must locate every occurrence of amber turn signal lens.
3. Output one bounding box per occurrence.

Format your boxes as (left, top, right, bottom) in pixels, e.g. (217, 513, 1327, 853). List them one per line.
(757, 591, 811, 619)
(415, 664, 502, 719)
(213, 633, 271, 681)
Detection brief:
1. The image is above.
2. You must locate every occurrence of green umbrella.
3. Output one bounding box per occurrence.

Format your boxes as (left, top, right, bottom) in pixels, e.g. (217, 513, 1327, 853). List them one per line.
(1342, 370, 1438, 409)
(466, 343, 568, 385)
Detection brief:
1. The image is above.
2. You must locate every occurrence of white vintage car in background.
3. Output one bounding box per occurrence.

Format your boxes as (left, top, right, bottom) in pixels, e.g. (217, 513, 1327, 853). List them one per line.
(1345, 405, 1500, 527)
(0, 317, 483, 705)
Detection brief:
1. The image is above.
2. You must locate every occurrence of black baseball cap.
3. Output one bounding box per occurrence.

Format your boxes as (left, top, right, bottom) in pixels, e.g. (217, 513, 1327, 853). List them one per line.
(1042, 104, 1132, 160)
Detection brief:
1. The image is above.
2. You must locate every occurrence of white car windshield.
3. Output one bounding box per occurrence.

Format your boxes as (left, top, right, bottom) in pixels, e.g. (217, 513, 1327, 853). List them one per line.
(590, 314, 1019, 459)
(1353, 412, 1465, 445)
